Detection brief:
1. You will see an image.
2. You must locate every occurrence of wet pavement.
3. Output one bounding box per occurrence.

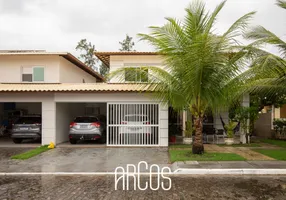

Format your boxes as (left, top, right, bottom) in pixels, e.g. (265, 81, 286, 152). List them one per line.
(0, 147, 169, 172)
(0, 136, 41, 148)
(0, 175, 286, 199)
(0, 148, 33, 160)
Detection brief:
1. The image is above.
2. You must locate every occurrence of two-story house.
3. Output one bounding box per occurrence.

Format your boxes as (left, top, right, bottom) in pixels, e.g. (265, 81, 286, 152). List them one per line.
(0, 51, 169, 147)
(95, 51, 250, 144)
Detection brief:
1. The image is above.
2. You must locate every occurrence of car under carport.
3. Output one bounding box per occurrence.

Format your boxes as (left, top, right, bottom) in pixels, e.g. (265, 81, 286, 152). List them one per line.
(0, 83, 169, 147)
(0, 102, 42, 145)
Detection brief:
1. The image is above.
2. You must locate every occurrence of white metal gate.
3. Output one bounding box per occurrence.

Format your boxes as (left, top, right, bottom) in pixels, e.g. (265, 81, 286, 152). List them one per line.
(107, 103, 159, 146)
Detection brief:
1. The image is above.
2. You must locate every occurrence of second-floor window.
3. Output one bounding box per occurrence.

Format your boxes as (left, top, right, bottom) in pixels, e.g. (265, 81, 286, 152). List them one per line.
(125, 67, 148, 82)
(22, 66, 45, 82)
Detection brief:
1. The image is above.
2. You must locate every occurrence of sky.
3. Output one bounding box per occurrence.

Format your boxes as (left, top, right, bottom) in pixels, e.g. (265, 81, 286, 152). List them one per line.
(0, 0, 285, 56)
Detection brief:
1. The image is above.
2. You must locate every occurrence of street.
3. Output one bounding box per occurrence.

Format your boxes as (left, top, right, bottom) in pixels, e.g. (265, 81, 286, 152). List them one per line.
(0, 175, 286, 199)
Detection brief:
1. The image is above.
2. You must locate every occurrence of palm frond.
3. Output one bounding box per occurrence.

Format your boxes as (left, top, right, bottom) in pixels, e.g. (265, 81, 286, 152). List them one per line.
(277, 0, 286, 9)
(130, 1, 256, 114)
(223, 12, 256, 39)
(204, 0, 226, 34)
(245, 26, 286, 58)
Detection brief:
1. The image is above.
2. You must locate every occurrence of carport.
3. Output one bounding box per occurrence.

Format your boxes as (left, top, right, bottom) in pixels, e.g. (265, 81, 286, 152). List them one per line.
(56, 102, 160, 146)
(0, 84, 169, 147)
(55, 92, 168, 147)
(0, 102, 42, 145)
(55, 102, 106, 145)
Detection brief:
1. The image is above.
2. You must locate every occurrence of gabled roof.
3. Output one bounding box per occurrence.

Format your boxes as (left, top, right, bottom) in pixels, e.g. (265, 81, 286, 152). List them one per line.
(0, 83, 155, 93)
(0, 51, 104, 81)
(94, 51, 158, 67)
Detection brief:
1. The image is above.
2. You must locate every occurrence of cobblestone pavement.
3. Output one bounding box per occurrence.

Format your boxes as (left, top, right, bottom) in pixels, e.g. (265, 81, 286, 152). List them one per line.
(0, 147, 169, 172)
(204, 144, 274, 160)
(0, 175, 286, 199)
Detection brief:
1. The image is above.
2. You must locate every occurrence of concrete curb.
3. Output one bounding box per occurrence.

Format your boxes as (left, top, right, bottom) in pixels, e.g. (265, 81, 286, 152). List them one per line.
(1, 169, 286, 175)
(173, 168, 286, 175)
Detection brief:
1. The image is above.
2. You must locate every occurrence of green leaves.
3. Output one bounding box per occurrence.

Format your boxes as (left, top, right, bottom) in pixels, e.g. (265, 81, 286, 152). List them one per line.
(276, 0, 286, 9)
(119, 34, 135, 51)
(112, 1, 257, 115)
(243, 1, 286, 98)
(76, 39, 98, 70)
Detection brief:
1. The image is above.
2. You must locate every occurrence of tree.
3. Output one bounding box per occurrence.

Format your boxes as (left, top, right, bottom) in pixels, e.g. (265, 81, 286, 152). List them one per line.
(99, 63, 109, 77)
(234, 106, 259, 143)
(243, 0, 286, 96)
(277, 0, 286, 9)
(76, 39, 109, 76)
(119, 34, 135, 51)
(76, 39, 98, 71)
(111, 0, 255, 154)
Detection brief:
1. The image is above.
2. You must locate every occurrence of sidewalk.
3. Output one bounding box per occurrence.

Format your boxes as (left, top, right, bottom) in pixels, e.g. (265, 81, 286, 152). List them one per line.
(172, 160, 286, 174)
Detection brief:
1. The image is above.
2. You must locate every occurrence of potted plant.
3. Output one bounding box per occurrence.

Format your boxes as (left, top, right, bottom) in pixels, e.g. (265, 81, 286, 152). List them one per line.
(183, 120, 193, 144)
(224, 120, 237, 145)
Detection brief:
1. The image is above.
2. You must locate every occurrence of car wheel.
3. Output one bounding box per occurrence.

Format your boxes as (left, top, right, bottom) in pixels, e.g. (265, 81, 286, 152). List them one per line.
(13, 138, 23, 144)
(69, 139, 77, 144)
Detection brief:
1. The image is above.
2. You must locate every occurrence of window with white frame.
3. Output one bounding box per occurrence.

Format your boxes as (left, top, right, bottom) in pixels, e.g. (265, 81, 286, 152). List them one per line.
(22, 66, 45, 82)
(124, 67, 148, 82)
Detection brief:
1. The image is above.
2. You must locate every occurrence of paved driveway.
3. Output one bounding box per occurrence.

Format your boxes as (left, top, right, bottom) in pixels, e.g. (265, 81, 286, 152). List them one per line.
(0, 147, 169, 173)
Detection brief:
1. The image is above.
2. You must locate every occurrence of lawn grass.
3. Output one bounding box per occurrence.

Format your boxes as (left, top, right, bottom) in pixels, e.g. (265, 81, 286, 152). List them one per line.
(260, 139, 286, 148)
(169, 149, 246, 162)
(11, 145, 50, 160)
(253, 149, 286, 160)
(218, 143, 261, 147)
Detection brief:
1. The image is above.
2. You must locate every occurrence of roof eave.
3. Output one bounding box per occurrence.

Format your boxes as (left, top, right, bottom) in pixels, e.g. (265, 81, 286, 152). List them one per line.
(61, 53, 105, 82)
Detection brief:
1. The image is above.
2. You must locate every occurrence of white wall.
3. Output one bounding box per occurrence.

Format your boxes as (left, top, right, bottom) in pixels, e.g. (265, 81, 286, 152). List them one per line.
(59, 57, 97, 83)
(109, 55, 164, 83)
(159, 103, 169, 146)
(0, 55, 60, 83)
(41, 95, 56, 145)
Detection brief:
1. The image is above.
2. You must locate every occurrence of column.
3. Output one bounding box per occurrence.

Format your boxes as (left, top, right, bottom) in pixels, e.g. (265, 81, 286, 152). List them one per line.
(41, 97, 56, 145)
(159, 103, 169, 146)
(182, 110, 187, 137)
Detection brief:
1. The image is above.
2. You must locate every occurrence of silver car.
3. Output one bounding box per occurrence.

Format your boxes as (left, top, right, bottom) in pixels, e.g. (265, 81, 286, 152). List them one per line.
(11, 115, 42, 143)
(69, 116, 106, 144)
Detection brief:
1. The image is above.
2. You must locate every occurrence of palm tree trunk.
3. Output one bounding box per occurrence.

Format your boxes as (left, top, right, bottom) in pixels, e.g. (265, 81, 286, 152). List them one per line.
(192, 115, 204, 154)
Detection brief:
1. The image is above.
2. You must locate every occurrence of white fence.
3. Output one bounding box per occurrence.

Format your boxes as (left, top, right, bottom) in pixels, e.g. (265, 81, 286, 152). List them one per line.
(107, 103, 159, 146)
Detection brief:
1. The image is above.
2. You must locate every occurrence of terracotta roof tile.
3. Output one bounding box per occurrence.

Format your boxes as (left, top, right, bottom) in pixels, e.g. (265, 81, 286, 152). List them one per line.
(0, 83, 155, 93)
(94, 51, 159, 67)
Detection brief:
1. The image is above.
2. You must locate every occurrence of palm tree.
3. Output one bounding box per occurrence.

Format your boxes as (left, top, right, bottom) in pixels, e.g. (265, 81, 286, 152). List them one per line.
(277, 0, 286, 9)
(243, 0, 286, 96)
(110, 0, 255, 154)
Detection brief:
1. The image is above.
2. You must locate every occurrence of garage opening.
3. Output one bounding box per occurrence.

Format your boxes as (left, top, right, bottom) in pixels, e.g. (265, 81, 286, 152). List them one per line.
(0, 102, 42, 144)
(56, 102, 107, 145)
(107, 103, 159, 146)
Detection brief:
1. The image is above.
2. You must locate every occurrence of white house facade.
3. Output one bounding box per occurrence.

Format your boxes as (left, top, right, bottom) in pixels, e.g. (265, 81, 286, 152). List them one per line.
(0, 51, 169, 147)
